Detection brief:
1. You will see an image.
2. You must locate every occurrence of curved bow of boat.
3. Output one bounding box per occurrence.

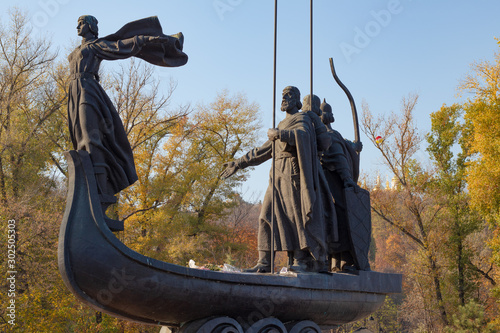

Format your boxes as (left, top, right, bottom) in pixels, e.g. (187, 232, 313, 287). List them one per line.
(58, 150, 402, 329)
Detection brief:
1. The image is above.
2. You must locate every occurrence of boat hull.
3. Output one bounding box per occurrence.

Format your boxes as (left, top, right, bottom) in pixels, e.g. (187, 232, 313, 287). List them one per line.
(58, 150, 402, 328)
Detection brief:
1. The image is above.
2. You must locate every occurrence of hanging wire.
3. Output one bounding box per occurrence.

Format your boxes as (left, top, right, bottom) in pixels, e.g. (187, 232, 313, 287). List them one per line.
(310, 0, 313, 98)
(270, 0, 278, 274)
(271, 0, 313, 274)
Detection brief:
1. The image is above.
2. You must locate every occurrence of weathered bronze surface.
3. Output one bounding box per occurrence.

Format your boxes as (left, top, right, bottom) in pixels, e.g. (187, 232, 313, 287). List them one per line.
(319, 98, 369, 271)
(58, 150, 402, 329)
(222, 87, 336, 273)
(67, 16, 187, 198)
(59, 15, 401, 332)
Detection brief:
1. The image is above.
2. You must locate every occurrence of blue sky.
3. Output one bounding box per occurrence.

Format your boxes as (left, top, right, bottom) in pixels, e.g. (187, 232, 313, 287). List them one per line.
(1, 1, 499, 202)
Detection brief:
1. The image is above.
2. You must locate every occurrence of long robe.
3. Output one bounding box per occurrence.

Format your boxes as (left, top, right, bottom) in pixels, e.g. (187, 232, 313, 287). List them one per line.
(321, 128, 358, 254)
(237, 112, 337, 260)
(67, 17, 187, 195)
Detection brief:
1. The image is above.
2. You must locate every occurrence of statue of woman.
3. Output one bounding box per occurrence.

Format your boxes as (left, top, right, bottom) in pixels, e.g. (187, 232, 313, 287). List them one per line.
(67, 15, 187, 212)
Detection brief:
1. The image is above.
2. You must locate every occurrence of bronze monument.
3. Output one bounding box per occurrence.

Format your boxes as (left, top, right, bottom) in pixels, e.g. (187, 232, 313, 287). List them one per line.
(67, 15, 187, 230)
(58, 13, 401, 333)
(222, 86, 336, 273)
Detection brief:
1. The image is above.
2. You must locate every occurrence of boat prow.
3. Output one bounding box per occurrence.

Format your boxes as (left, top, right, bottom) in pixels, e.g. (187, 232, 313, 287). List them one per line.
(58, 150, 402, 330)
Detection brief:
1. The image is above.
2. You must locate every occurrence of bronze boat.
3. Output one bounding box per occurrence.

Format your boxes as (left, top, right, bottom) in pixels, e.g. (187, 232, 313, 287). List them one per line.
(58, 150, 402, 330)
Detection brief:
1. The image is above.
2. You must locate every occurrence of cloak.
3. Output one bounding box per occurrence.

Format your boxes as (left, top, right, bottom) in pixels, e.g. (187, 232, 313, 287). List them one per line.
(103, 16, 188, 68)
(67, 16, 188, 196)
(237, 112, 337, 259)
(321, 129, 358, 254)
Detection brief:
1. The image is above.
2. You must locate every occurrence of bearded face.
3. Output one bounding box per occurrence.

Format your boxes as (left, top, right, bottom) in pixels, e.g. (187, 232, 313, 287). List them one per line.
(281, 90, 298, 112)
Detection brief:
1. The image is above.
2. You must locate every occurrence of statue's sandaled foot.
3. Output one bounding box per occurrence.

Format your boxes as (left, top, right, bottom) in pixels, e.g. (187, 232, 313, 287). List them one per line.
(340, 254, 358, 273)
(289, 263, 308, 273)
(289, 249, 317, 273)
(314, 260, 329, 274)
(244, 251, 272, 273)
(331, 252, 359, 273)
(330, 254, 341, 272)
(342, 265, 358, 273)
(244, 263, 271, 273)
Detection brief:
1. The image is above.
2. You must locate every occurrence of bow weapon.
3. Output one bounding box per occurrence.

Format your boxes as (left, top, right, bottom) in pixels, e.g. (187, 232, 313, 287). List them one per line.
(329, 58, 361, 182)
(329, 58, 360, 147)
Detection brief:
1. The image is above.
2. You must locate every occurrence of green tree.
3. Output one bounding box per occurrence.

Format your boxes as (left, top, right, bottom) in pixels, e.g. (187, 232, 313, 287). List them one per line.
(444, 300, 495, 333)
(427, 104, 489, 307)
(451, 40, 500, 329)
(335, 296, 402, 333)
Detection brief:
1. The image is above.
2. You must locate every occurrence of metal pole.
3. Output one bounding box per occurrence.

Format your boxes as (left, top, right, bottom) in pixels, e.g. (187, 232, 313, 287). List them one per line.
(310, 0, 313, 98)
(271, 0, 278, 274)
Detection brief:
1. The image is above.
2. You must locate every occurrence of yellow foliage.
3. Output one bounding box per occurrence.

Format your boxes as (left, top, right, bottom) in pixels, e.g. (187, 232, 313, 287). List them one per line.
(461, 48, 500, 224)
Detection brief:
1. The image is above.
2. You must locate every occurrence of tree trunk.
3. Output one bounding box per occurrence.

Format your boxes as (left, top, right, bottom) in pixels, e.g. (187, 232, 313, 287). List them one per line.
(0, 156, 6, 204)
(11, 152, 23, 199)
(457, 229, 465, 306)
(197, 179, 220, 224)
(428, 252, 448, 326)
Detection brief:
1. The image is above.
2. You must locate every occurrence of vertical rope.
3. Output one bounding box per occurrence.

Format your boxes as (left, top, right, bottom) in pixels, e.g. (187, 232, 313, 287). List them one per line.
(271, 0, 278, 274)
(310, 0, 313, 98)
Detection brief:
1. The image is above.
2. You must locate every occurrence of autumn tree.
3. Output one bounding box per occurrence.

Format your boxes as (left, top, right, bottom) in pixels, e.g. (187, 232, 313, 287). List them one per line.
(154, 91, 259, 263)
(460, 45, 500, 221)
(107, 59, 190, 232)
(210, 194, 261, 268)
(451, 40, 500, 328)
(0, 7, 261, 331)
(0, 8, 66, 202)
(334, 295, 403, 333)
(93, 61, 264, 271)
(460, 44, 500, 264)
(427, 104, 495, 309)
(362, 88, 500, 331)
(0, 8, 80, 332)
(182, 90, 261, 225)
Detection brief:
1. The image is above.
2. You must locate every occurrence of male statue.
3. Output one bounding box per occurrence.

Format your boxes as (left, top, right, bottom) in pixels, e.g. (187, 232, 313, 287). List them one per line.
(320, 99, 370, 271)
(222, 86, 336, 273)
(300, 94, 341, 270)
